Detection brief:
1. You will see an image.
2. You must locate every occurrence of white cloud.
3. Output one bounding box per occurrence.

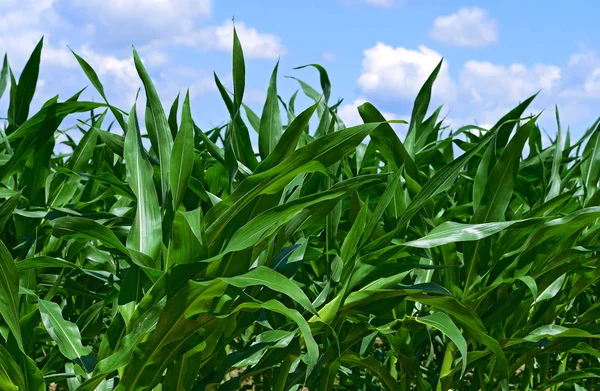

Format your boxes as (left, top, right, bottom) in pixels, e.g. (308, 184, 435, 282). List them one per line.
(561, 48, 600, 100)
(174, 20, 286, 60)
(357, 43, 456, 101)
(353, 39, 578, 134)
(157, 66, 219, 100)
(568, 47, 599, 68)
(0, 31, 73, 70)
(322, 51, 336, 62)
(581, 68, 600, 98)
(365, 0, 401, 6)
(71, 0, 211, 38)
(0, 0, 72, 68)
(244, 89, 267, 104)
(561, 69, 600, 100)
(0, 0, 56, 32)
(460, 60, 561, 103)
(143, 50, 170, 67)
(429, 7, 498, 49)
(75, 0, 211, 19)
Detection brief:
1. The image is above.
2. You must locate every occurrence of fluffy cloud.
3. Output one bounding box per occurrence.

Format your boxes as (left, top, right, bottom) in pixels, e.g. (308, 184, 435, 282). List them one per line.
(321, 51, 336, 62)
(352, 40, 600, 135)
(561, 48, 600, 100)
(9, 0, 284, 64)
(157, 66, 220, 100)
(74, 0, 211, 21)
(174, 20, 286, 60)
(353, 38, 583, 132)
(0, 0, 285, 114)
(0, 0, 71, 68)
(429, 7, 498, 49)
(459, 61, 561, 103)
(70, 0, 211, 42)
(357, 43, 457, 102)
(365, 0, 401, 6)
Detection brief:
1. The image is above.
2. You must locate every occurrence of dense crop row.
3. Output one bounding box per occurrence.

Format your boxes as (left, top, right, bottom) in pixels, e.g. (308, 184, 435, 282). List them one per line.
(1, 30, 600, 390)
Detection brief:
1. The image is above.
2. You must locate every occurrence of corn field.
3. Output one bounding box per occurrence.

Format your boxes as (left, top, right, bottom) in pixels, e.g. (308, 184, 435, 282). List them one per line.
(1, 29, 600, 391)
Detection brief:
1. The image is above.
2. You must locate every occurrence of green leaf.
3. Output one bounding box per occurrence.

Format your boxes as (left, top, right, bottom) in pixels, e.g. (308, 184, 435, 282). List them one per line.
(405, 58, 443, 155)
(364, 120, 499, 253)
(581, 119, 600, 199)
(0, 193, 20, 233)
(67, 112, 103, 172)
(293, 63, 331, 103)
(396, 220, 527, 248)
(16, 256, 80, 272)
(133, 47, 174, 200)
(180, 207, 208, 257)
(546, 106, 563, 201)
(205, 122, 385, 245)
(338, 353, 399, 391)
(543, 369, 600, 388)
(472, 117, 534, 223)
(255, 101, 318, 174)
(0, 240, 22, 350)
(214, 73, 258, 170)
(39, 299, 93, 373)
(0, 54, 9, 102)
(70, 49, 127, 130)
(0, 344, 24, 390)
(358, 102, 416, 180)
(416, 312, 468, 378)
(361, 169, 402, 245)
(124, 103, 162, 261)
(214, 175, 383, 259)
(167, 92, 180, 139)
(10, 37, 43, 127)
(408, 294, 509, 386)
(221, 266, 316, 314)
(96, 129, 125, 157)
(259, 61, 282, 160)
(232, 27, 245, 110)
(242, 102, 261, 133)
(340, 197, 369, 263)
(52, 217, 128, 255)
(170, 91, 194, 211)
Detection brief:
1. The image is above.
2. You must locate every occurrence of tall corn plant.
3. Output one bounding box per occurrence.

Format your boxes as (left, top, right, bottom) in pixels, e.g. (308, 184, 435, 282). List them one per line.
(0, 32, 600, 391)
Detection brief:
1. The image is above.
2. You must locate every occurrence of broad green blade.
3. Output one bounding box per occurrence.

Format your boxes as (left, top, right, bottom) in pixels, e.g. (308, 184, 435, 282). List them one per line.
(124, 104, 162, 262)
(416, 311, 468, 378)
(0, 240, 22, 350)
(9, 37, 43, 127)
(133, 47, 173, 201)
(0, 54, 8, 102)
(170, 91, 194, 211)
(51, 217, 128, 254)
(405, 58, 443, 155)
(259, 61, 282, 160)
(395, 220, 524, 248)
(39, 299, 93, 372)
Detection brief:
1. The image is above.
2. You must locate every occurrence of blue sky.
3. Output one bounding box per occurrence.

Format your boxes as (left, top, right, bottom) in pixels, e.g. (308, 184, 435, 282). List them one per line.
(2, 0, 600, 143)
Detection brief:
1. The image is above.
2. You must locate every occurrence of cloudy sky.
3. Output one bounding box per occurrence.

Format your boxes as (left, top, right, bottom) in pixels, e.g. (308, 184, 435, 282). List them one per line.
(2, 0, 600, 141)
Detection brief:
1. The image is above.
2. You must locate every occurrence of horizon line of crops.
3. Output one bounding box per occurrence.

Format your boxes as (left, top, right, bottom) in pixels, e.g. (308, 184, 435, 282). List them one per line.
(0, 28, 600, 391)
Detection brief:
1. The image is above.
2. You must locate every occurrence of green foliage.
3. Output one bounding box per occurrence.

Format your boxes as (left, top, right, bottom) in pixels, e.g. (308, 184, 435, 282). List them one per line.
(0, 30, 600, 391)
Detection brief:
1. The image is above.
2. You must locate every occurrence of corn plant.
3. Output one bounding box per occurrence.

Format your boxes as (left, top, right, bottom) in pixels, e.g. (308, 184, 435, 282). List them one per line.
(1, 31, 600, 391)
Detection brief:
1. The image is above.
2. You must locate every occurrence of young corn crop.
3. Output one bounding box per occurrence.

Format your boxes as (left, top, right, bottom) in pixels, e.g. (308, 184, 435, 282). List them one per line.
(1, 30, 600, 391)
